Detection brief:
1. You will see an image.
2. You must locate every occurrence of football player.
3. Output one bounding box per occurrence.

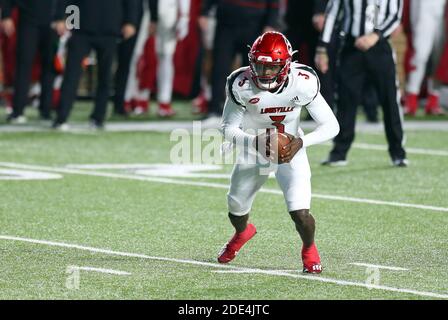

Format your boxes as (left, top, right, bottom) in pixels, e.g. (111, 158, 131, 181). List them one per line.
(404, 0, 447, 116)
(219, 31, 340, 273)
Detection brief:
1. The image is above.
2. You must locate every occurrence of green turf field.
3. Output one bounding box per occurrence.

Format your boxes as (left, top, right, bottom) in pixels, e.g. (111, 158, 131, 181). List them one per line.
(0, 102, 447, 300)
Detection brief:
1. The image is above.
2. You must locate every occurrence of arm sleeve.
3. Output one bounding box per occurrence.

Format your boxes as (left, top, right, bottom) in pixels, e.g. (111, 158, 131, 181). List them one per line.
(221, 93, 256, 149)
(148, 0, 158, 22)
(314, 0, 328, 14)
(1, 0, 13, 19)
(54, 0, 69, 21)
(301, 93, 340, 148)
(123, 0, 140, 26)
(319, 0, 343, 47)
(374, 0, 403, 39)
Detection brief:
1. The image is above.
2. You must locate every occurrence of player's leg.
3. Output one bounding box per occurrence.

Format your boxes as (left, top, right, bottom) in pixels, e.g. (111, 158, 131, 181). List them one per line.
(405, 0, 442, 115)
(425, 4, 446, 115)
(218, 163, 269, 263)
(156, 2, 177, 117)
(276, 148, 322, 273)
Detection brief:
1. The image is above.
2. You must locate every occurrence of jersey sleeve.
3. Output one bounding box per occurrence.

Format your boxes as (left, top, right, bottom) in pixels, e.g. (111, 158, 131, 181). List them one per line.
(221, 71, 256, 149)
(301, 93, 340, 148)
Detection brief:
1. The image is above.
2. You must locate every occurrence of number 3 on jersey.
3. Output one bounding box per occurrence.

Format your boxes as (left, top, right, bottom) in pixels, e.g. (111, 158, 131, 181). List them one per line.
(270, 115, 286, 133)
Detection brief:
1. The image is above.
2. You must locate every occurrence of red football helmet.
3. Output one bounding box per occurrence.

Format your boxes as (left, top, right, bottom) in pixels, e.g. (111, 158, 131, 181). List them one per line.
(248, 31, 295, 90)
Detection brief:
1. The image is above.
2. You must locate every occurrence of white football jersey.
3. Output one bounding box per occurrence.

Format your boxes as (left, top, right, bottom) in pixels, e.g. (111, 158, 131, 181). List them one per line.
(221, 62, 339, 150)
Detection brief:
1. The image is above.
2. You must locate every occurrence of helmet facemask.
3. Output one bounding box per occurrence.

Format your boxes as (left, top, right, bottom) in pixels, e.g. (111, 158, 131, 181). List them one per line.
(249, 56, 289, 90)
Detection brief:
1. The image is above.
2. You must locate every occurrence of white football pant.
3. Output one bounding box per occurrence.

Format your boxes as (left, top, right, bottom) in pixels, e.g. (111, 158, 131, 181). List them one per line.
(227, 147, 312, 216)
(156, 0, 190, 104)
(406, 0, 446, 94)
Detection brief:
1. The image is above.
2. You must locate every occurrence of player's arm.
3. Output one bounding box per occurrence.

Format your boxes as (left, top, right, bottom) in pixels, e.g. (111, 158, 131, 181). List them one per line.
(302, 93, 340, 147)
(221, 99, 256, 150)
(374, 0, 403, 39)
(281, 93, 339, 163)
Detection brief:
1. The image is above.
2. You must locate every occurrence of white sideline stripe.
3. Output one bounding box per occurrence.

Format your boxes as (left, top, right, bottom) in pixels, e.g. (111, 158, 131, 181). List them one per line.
(213, 269, 299, 274)
(350, 263, 409, 271)
(352, 143, 448, 157)
(0, 162, 447, 213)
(71, 266, 131, 275)
(1, 235, 447, 299)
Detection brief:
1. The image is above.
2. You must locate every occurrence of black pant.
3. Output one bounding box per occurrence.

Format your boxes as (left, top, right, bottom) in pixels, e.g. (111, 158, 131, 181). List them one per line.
(317, 30, 341, 111)
(362, 80, 379, 122)
(12, 20, 57, 118)
(330, 39, 406, 161)
(56, 33, 117, 124)
(114, 34, 139, 114)
(208, 23, 262, 115)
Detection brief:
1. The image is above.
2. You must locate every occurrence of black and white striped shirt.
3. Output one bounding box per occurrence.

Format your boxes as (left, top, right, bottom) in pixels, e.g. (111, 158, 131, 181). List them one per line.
(320, 0, 403, 46)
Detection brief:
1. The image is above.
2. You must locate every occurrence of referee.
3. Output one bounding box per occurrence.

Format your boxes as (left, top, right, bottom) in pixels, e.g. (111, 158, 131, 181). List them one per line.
(315, 0, 408, 167)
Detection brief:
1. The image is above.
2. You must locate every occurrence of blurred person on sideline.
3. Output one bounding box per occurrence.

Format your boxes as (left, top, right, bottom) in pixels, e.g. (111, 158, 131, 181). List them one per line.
(113, 0, 158, 117)
(53, 0, 139, 130)
(403, 0, 447, 116)
(1, 0, 66, 124)
(200, 0, 280, 125)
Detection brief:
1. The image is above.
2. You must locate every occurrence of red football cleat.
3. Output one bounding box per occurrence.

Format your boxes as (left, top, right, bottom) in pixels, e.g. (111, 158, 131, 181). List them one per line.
(158, 103, 176, 117)
(302, 243, 322, 274)
(192, 93, 209, 114)
(403, 93, 418, 116)
(218, 224, 257, 263)
(425, 94, 445, 115)
(134, 100, 150, 115)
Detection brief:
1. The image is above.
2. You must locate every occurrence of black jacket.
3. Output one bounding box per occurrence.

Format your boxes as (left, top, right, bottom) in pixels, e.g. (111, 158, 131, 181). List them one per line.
(63, 0, 140, 37)
(1, 0, 66, 26)
(202, 0, 279, 28)
(283, 0, 329, 40)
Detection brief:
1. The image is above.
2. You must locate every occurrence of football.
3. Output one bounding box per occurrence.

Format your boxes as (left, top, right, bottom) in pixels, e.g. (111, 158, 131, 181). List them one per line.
(257, 131, 292, 163)
(276, 132, 292, 163)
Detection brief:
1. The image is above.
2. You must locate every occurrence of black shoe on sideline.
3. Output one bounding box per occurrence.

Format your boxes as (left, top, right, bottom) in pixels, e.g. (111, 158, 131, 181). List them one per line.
(392, 158, 409, 167)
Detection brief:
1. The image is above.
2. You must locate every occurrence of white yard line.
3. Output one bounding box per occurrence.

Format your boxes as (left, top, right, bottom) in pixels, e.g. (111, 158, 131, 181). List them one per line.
(352, 143, 448, 157)
(349, 263, 409, 271)
(0, 235, 446, 299)
(69, 266, 131, 275)
(2, 120, 448, 133)
(213, 269, 299, 274)
(0, 162, 447, 213)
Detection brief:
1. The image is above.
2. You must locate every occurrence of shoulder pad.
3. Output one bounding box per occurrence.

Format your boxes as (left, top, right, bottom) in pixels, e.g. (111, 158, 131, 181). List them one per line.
(292, 63, 321, 106)
(226, 67, 251, 107)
